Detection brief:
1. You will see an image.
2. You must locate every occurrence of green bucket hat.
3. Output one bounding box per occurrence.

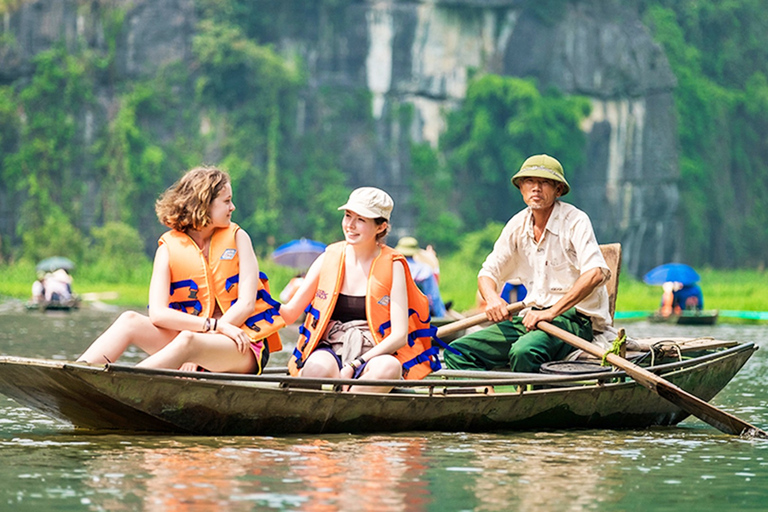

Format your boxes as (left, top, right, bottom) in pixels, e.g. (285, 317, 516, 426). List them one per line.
(511, 154, 570, 196)
(394, 236, 420, 257)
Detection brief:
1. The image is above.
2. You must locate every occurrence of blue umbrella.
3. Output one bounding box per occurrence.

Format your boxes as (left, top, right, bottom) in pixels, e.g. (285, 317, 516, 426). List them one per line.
(271, 238, 326, 269)
(643, 263, 700, 286)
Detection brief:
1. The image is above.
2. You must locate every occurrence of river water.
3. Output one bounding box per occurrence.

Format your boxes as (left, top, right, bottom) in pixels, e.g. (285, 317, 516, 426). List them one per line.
(0, 303, 766, 511)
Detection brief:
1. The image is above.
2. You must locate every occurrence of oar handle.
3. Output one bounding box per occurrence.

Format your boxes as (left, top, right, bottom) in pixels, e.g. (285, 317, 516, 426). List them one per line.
(436, 301, 525, 338)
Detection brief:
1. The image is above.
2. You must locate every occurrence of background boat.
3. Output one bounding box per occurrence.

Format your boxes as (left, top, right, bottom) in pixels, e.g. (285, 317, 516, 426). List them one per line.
(648, 309, 719, 325)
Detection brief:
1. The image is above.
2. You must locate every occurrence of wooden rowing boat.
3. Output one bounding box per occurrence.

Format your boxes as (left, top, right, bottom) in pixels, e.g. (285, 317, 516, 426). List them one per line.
(0, 340, 756, 435)
(25, 297, 81, 312)
(648, 309, 719, 325)
(3, 243, 754, 436)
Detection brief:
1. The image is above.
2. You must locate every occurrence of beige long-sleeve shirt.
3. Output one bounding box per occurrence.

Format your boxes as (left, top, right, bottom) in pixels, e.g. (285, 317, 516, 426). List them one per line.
(478, 201, 612, 332)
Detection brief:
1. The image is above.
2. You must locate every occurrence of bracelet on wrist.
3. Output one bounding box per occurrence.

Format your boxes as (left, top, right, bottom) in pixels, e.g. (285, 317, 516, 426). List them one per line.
(212, 318, 218, 332)
(203, 317, 211, 332)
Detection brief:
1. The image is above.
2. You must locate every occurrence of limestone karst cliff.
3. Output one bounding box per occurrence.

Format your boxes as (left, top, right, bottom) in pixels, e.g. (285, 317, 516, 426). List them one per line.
(0, 0, 678, 275)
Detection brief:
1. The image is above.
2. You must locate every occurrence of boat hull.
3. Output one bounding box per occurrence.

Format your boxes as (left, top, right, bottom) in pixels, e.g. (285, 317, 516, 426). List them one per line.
(648, 310, 719, 325)
(0, 343, 756, 435)
(25, 298, 80, 312)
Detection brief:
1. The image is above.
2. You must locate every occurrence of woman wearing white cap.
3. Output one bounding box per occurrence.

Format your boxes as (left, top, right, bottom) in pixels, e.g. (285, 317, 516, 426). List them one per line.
(280, 187, 441, 392)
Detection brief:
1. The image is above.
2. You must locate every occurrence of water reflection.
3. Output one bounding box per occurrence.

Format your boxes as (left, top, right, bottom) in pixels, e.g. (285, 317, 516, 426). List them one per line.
(2, 423, 767, 511)
(74, 436, 431, 511)
(453, 433, 608, 511)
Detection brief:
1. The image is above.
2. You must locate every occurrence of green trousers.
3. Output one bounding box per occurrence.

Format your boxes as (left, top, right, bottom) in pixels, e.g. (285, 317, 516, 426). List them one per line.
(443, 308, 593, 373)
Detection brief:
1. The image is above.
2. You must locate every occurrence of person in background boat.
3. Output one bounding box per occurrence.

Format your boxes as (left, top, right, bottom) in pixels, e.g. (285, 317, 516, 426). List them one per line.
(500, 278, 527, 304)
(78, 166, 284, 374)
(31, 272, 46, 304)
(279, 272, 306, 304)
(444, 154, 612, 373)
(44, 268, 73, 303)
(473, 279, 528, 319)
(415, 242, 441, 283)
(394, 236, 448, 318)
(279, 187, 442, 393)
(676, 283, 704, 310)
(659, 281, 704, 317)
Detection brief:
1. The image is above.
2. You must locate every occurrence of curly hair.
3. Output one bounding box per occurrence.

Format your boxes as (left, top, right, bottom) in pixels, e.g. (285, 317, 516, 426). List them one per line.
(155, 166, 230, 231)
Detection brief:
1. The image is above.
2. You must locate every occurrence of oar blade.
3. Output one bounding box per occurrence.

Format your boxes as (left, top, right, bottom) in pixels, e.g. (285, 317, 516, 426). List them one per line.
(539, 320, 768, 438)
(655, 380, 768, 438)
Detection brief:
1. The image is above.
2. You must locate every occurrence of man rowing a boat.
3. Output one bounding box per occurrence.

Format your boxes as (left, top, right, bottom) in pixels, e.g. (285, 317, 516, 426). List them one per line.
(444, 154, 612, 373)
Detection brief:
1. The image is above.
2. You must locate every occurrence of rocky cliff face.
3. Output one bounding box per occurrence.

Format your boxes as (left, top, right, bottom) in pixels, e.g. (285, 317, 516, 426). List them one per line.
(0, 0, 678, 275)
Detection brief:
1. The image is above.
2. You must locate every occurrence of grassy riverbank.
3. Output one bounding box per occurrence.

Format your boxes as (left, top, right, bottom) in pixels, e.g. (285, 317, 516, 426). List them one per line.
(0, 259, 300, 308)
(2, 259, 765, 321)
(437, 254, 767, 319)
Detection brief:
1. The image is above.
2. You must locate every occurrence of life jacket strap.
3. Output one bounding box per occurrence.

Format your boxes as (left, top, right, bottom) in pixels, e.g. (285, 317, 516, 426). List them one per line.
(304, 303, 321, 329)
(377, 308, 431, 338)
(401, 346, 442, 371)
(168, 300, 203, 315)
(427, 329, 461, 355)
(257, 288, 281, 311)
(297, 324, 312, 352)
(170, 279, 199, 296)
(245, 306, 281, 331)
(225, 274, 239, 292)
(292, 347, 306, 369)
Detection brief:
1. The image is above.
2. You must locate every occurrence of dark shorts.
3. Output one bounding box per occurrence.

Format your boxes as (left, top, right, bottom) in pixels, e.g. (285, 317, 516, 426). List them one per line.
(251, 341, 270, 375)
(315, 345, 367, 379)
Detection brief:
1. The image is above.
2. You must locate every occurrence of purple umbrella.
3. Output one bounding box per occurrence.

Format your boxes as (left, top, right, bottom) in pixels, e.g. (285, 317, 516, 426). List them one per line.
(271, 238, 326, 269)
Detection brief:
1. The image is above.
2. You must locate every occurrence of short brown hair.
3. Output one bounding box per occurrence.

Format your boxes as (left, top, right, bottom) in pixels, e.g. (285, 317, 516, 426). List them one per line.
(374, 217, 390, 242)
(155, 166, 230, 231)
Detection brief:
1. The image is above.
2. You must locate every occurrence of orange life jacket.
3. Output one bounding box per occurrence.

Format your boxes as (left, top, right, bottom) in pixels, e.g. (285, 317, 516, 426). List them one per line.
(160, 223, 283, 352)
(288, 241, 450, 380)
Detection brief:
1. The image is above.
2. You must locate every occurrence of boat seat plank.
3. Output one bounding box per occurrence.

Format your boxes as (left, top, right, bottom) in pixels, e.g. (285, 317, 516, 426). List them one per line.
(599, 243, 622, 321)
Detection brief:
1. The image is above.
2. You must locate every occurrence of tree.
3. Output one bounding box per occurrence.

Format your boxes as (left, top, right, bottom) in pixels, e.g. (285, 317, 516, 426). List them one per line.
(439, 74, 590, 229)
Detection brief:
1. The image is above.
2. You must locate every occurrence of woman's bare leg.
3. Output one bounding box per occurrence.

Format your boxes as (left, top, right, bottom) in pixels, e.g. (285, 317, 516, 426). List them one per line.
(78, 311, 177, 364)
(136, 331, 257, 374)
(298, 350, 341, 379)
(349, 354, 402, 393)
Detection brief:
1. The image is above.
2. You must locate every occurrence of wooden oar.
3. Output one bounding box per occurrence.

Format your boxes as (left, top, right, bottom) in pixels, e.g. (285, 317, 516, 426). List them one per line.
(538, 320, 768, 438)
(436, 301, 525, 338)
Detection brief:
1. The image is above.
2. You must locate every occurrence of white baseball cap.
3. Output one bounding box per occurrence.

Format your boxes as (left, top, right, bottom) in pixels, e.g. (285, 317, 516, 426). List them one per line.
(338, 187, 394, 221)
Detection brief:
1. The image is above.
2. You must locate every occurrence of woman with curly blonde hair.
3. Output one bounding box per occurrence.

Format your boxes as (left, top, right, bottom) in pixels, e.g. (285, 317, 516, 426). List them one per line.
(78, 166, 283, 373)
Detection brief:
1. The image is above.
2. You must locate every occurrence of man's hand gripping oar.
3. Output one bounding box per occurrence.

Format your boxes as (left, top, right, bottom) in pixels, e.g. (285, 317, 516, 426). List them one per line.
(435, 301, 525, 339)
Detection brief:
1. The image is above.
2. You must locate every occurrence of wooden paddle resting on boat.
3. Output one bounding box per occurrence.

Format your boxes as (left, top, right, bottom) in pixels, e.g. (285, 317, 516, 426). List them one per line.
(538, 321, 768, 439)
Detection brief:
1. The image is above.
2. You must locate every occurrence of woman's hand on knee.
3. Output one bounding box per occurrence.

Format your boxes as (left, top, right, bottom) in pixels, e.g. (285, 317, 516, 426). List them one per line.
(219, 322, 250, 354)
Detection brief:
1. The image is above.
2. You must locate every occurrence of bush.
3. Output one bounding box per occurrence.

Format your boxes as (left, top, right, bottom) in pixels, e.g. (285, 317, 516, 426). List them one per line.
(84, 222, 151, 283)
(21, 215, 87, 264)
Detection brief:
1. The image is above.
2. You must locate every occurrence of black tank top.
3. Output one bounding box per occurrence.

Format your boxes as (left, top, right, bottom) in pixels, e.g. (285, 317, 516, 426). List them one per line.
(331, 294, 366, 323)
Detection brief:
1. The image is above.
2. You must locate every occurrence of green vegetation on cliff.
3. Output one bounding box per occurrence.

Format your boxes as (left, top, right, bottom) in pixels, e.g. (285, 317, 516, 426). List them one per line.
(637, 1, 768, 269)
(0, 0, 767, 276)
